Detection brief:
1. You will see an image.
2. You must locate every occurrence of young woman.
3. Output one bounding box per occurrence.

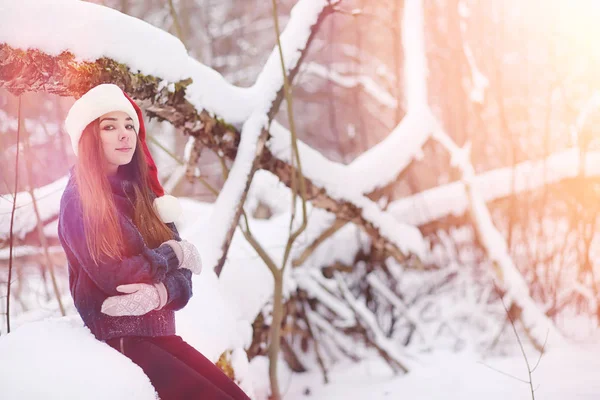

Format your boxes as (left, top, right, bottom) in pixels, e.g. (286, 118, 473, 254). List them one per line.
(58, 84, 251, 400)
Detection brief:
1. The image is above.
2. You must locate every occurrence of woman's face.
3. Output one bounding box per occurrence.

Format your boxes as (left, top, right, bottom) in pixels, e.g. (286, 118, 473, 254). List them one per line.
(98, 111, 137, 174)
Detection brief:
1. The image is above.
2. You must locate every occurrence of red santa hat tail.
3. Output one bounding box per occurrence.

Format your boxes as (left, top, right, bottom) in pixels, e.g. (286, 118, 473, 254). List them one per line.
(121, 91, 182, 224)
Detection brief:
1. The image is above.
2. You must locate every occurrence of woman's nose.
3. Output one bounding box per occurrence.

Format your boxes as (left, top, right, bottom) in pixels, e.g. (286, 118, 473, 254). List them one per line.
(118, 129, 129, 142)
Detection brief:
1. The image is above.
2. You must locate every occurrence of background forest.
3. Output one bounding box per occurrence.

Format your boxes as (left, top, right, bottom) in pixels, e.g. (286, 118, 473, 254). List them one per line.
(1, 0, 599, 399)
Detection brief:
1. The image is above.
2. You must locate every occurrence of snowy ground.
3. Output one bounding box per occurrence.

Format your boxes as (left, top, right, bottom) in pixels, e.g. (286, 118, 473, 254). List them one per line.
(2, 194, 599, 399)
(283, 343, 600, 400)
(2, 313, 599, 399)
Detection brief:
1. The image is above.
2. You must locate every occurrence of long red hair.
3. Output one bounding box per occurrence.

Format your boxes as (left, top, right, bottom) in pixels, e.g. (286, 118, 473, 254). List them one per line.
(75, 120, 173, 264)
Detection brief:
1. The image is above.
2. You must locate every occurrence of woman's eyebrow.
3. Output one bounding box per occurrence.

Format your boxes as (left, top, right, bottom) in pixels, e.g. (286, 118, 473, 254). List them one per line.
(99, 117, 133, 123)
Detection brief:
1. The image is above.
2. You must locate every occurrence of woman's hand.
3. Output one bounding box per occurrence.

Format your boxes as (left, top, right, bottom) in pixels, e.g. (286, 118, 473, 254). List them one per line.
(101, 282, 167, 316)
(179, 240, 202, 275)
(162, 240, 202, 275)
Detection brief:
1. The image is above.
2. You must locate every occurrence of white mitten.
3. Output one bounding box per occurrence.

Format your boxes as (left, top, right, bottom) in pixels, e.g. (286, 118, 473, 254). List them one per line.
(101, 283, 163, 316)
(180, 240, 202, 275)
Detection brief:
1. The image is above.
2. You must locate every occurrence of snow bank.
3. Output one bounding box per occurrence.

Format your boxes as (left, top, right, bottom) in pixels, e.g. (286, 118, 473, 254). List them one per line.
(0, 317, 157, 400)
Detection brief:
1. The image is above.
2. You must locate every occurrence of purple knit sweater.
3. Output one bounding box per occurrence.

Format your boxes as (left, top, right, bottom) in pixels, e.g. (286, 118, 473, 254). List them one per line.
(57, 170, 193, 340)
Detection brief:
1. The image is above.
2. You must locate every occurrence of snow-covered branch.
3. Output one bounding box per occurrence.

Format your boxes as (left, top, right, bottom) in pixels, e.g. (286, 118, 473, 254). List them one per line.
(0, 177, 67, 241)
(366, 273, 431, 347)
(389, 148, 600, 227)
(430, 122, 565, 349)
(301, 61, 397, 109)
(0, 0, 255, 123)
(197, 0, 334, 276)
(337, 0, 432, 194)
(268, 121, 426, 260)
(335, 273, 413, 373)
(295, 269, 356, 324)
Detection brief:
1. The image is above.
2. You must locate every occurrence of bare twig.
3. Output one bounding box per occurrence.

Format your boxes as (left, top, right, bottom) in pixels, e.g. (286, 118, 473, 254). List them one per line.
(530, 331, 548, 374)
(6, 95, 23, 333)
(23, 117, 65, 316)
(366, 273, 430, 346)
(478, 362, 530, 385)
(500, 294, 546, 400)
(146, 134, 218, 196)
(167, 0, 186, 49)
(292, 218, 347, 267)
(299, 293, 329, 383)
(147, 134, 181, 164)
(482, 283, 549, 400)
(335, 272, 410, 374)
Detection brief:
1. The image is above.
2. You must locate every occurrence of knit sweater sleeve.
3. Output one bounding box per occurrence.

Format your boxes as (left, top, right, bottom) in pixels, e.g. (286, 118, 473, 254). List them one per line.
(59, 193, 180, 295)
(162, 268, 193, 311)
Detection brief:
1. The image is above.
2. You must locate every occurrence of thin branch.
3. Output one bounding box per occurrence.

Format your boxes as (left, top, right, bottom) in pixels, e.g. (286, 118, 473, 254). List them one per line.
(484, 282, 547, 400)
(147, 134, 182, 164)
(530, 331, 548, 373)
(23, 118, 65, 316)
(167, 0, 187, 49)
(6, 95, 23, 333)
(366, 273, 430, 346)
(278, 47, 308, 272)
(238, 211, 279, 276)
(218, 154, 229, 180)
(335, 272, 410, 374)
(292, 218, 347, 267)
(307, 307, 361, 361)
(477, 361, 530, 385)
(147, 134, 219, 196)
(299, 294, 329, 383)
(500, 295, 537, 400)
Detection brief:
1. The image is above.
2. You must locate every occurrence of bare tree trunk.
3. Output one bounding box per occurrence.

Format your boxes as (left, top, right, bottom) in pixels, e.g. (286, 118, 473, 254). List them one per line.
(266, 2, 309, 398)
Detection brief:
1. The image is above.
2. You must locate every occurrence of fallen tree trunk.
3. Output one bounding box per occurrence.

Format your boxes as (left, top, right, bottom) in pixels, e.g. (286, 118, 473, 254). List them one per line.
(0, 42, 418, 267)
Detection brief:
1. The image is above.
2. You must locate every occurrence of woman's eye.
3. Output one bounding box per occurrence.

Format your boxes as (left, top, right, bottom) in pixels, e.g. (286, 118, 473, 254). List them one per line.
(101, 125, 114, 130)
(126, 124, 135, 130)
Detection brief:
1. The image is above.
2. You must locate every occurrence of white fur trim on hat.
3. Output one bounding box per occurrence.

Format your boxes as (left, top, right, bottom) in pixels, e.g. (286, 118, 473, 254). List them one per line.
(153, 194, 182, 223)
(64, 84, 140, 156)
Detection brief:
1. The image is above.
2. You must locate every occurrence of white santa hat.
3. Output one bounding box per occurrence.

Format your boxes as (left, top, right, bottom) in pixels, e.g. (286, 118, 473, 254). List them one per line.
(65, 84, 139, 156)
(64, 84, 182, 223)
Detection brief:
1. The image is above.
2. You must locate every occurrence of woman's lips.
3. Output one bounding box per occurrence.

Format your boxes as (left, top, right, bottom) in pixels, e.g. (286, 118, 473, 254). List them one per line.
(116, 147, 132, 152)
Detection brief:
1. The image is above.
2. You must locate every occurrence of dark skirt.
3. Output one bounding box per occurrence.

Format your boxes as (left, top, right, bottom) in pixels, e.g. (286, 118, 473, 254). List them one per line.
(106, 335, 251, 400)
